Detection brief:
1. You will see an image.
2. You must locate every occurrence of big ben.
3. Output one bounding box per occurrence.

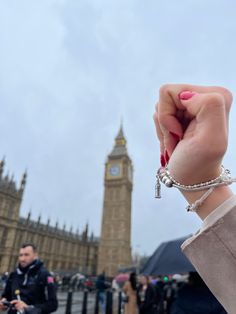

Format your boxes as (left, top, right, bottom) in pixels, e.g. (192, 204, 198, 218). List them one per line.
(97, 125, 133, 277)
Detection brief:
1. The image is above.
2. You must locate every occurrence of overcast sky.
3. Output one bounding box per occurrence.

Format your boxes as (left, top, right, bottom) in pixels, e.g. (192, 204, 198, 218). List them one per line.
(1, 0, 236, 256)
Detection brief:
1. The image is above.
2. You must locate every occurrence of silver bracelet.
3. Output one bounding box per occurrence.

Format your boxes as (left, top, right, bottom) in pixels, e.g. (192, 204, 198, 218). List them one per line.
(186, 187, 215, 212)
(155, 165, 236, 211)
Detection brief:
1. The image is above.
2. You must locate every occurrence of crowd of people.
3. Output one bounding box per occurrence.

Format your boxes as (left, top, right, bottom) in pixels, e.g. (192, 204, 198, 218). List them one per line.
(121, 272, 227, 314)
(0, 235, 230, 314)
(0, 248, 228, 314)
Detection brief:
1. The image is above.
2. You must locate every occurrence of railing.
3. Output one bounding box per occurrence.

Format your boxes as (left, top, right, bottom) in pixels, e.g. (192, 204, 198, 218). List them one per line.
(64, 289, 122, 314)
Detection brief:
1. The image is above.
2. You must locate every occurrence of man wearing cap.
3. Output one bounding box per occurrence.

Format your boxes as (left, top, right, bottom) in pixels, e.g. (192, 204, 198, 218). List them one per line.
(0, 243, 58, 313)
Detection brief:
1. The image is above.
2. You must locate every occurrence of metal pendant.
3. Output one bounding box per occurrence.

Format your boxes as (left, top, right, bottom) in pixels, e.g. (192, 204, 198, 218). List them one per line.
(155, 174, 161, 198)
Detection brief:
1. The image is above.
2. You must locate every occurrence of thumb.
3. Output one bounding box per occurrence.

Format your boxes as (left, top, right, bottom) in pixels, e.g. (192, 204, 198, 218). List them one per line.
(179, 91, 225, 118)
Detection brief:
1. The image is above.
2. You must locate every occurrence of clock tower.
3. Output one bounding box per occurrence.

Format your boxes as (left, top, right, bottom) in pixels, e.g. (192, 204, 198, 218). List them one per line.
(97, 125, 133, 277)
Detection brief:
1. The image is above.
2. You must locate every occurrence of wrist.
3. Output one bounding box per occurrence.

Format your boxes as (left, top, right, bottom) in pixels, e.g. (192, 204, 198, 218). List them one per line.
(182, 186, 233, 220)
(168, 161, 222, 187)
(156, 164, 234, 218)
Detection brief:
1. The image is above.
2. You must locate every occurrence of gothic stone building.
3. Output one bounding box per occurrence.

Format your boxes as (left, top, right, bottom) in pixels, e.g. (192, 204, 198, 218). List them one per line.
(0, 125, 133, 277)
(0, 159, 98, 274)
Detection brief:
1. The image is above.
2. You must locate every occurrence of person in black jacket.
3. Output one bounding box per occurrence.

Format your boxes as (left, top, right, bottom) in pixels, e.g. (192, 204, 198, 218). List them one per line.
(95, 273, 108, 314)
(0, 243, 58, 314)
(137, 275, 156, 314)
(170, 272, 227, 314)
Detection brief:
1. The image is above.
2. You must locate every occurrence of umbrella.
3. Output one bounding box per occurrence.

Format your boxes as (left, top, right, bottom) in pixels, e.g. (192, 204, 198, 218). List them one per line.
(141, 235, 195, 275)
(115, 273, 129, 282)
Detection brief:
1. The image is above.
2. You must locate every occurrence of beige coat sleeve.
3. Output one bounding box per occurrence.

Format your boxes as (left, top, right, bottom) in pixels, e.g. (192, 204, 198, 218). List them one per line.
(182, 195, 236, 314)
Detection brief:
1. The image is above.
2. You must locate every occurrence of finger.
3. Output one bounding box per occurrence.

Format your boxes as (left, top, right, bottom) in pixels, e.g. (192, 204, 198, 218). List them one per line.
(154, 105, 177, 166)
(180, 92, 229, 154)
(158, 86, 184, 156)
(181, 91, 231, 131)
(154, 102, 181, 154)
(160, 84, 232, 111)
(157, 110, 183, 157)
(153, 105, 164, 154)
(158, 84, 232, 155)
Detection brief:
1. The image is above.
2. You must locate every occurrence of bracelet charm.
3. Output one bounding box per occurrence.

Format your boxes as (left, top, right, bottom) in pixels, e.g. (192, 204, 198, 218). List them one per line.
(155, 165, 236, 212)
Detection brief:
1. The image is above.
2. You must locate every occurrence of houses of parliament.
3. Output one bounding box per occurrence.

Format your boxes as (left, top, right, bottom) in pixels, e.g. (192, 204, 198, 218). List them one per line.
(0, 126, 133, 277)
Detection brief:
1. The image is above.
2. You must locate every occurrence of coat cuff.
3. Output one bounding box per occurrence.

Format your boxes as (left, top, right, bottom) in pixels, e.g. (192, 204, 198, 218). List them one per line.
(181, 194, 236, 314)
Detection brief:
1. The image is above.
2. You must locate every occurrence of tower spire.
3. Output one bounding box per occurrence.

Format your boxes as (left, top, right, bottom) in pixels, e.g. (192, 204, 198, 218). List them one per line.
(109, 124, 128, 157)
(70, 225, 73, 234)
(20, 170, 27, 192)
(0, 157, 5, 177)
(47, 217, 50, 226)
(27, 209, 31, 222)
(116, 122, 125, 141)
(37, 213, 41, 225)
(85, 222, 88, 235)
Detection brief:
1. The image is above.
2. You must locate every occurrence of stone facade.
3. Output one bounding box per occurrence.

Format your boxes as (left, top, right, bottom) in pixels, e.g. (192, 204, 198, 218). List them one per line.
(0, 159, 98, 274)
(97, 126, 133, 277)
(0, 126, 133, 277)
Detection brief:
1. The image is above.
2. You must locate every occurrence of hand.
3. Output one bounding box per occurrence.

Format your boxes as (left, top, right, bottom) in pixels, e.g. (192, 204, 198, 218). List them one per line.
(153, 84, 232, 184)
(11, 300, 28, 311)
(153, 84, 234, 219)
(0, 298, 8, 311)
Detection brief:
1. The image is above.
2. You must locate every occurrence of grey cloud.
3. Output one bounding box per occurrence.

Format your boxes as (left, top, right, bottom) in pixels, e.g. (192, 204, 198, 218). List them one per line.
(0, 0, 236, 254)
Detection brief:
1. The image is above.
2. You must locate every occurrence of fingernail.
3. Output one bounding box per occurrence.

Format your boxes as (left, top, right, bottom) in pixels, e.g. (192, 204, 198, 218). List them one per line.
(160, 154, 166, 167)
(178, 91, 196, 100)
(164, 149, 169, 164)
(169, 131, 181, 141)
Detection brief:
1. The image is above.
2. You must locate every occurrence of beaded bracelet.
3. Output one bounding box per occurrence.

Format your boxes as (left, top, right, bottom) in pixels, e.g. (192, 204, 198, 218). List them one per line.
(186, 187, 214, 212)
(155, 165, 236, 212)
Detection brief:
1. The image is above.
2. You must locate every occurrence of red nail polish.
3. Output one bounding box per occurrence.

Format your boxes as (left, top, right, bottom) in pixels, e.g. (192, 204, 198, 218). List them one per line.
(169, 131, 181, 141)
(179, 91, 196, 100)
(160, 154, 166, 167)
(164, 150, 169, 164)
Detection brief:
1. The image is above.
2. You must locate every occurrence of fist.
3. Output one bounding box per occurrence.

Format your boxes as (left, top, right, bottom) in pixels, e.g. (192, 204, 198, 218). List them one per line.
(153, 84, 232, 185)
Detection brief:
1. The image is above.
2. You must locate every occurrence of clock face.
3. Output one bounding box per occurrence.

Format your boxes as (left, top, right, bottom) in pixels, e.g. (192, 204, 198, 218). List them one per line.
(109, 165, 120, 176)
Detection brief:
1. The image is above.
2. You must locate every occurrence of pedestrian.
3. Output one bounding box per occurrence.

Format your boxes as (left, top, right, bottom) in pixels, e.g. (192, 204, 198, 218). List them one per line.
(170, 272, 227, 314)
(123, 272, 138, 314)
(153, 278, 164, 314)
(137, 275, 155, 314)
(163, 279, 177, 313)
(0, 243, 58, 313)
(153, 84, 236, 312)
(95, 273, 107, 314)
(62, 274, 71, 291)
